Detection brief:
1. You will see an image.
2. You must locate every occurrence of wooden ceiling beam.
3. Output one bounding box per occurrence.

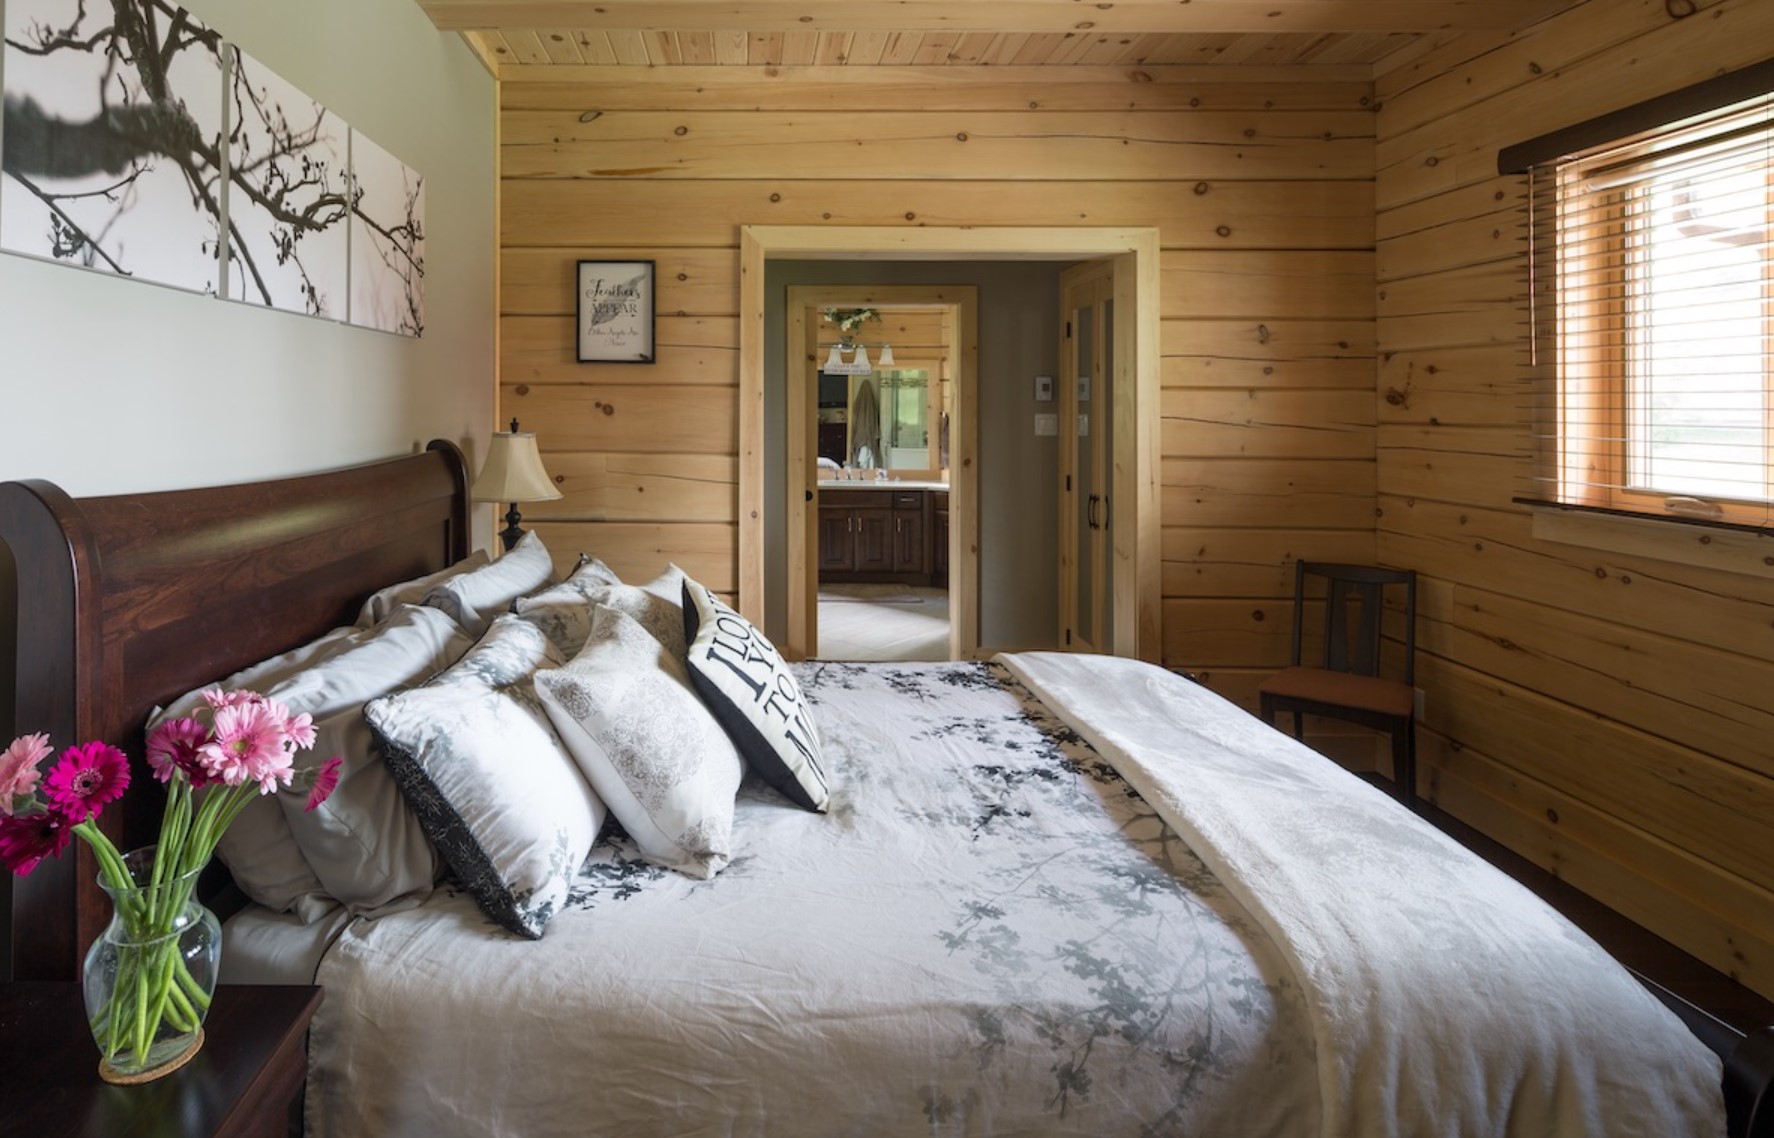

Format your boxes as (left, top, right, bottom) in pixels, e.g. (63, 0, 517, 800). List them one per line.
(417, 0, 1578, 36)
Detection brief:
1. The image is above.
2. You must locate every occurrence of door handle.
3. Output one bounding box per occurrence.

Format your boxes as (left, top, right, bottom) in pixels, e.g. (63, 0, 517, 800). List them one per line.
(1086, 494, 1100, 529)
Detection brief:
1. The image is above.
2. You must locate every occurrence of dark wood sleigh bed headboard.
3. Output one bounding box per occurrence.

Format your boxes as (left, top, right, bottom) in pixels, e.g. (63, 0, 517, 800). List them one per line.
(0, 441, 469, 982)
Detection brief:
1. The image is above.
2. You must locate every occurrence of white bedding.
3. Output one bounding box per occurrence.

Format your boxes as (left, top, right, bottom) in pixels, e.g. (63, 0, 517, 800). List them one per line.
(307, 661, 1318, 1137)
(292, 656, 1724, 1138)
(1002, 652, 1724, 1138)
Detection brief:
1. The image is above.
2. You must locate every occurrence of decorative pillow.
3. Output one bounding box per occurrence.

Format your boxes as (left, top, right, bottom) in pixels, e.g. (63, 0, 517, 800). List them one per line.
(147, 626, 358, 919)
(354, 550, 490, 628)
(422, 530, 556, 638)
(365, 616, 605, 939)
(515, 564, 686, 659)
(682, 578, 829, 813)
(270, 604, 474, 918)
(535, 606, 743, 879)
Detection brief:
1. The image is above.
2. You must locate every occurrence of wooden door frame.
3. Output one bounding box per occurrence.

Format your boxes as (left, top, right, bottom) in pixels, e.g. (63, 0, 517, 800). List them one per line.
(738, 225, 1161, 663)
(787, 285, 975, 661)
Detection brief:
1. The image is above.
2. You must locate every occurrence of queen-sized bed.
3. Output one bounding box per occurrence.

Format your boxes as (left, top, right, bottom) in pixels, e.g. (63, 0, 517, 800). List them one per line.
(2, 442, 1769, 1137)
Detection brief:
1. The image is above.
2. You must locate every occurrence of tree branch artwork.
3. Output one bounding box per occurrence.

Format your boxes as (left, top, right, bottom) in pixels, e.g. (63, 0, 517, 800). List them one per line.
(2, 0, 426, 334)
(1, 0, 226, 292)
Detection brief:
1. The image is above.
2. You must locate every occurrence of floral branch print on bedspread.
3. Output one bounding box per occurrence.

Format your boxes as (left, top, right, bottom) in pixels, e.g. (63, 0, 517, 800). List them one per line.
(794, 662, 1309, 1134)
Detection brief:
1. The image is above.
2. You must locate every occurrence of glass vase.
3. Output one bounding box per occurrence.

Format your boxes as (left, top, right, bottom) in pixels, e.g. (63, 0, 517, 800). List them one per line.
(82, 847, 222, 1083)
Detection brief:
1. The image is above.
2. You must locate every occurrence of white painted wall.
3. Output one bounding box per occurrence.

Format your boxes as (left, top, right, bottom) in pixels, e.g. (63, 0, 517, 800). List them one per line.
(0, 0, 496, 518)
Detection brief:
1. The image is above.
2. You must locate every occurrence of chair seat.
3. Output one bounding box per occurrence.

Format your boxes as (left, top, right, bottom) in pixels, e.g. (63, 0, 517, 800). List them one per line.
(1258, 666, 1414, 718)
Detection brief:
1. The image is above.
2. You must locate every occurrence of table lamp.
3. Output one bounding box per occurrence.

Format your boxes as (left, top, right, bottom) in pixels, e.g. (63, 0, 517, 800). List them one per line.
(472, 418, 561, 552)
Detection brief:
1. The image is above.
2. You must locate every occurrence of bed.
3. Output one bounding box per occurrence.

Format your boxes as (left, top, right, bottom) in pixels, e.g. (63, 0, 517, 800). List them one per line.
(2, 442, 1770, 1138)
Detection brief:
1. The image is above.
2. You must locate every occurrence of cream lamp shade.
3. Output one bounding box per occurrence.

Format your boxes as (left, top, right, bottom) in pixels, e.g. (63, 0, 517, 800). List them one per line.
(472, 419, 561, 551)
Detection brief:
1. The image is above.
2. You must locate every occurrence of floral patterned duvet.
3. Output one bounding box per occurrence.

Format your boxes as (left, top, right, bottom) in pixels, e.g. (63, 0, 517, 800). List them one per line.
(306, 661, 1320, 1138)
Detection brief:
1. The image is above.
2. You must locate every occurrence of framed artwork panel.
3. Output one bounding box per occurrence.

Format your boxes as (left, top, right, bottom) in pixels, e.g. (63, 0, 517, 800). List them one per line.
(576, 260, 654, 363)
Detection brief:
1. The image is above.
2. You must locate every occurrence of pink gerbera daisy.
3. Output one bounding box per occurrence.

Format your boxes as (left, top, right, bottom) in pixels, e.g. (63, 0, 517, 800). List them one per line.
(200, 701, 294, 792)
(306, 756, 344, 812)
(0, 809, 75, 875)
(43, 742, 131, 823)
(0, 733, 53, 816)
(146, 718, 214, 787)
(201, 688, 266, 712)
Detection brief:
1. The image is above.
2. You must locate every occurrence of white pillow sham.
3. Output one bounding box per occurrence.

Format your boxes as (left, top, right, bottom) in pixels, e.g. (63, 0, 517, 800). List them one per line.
(422, 531, 556, 638)
(515, 564, 685, 659)
(270, 604, 473, 918)
(366, 616, 605, 939)
(354, 550, 490, 628)
(147, 626, 358, 919)
(535, 605, 742, 879)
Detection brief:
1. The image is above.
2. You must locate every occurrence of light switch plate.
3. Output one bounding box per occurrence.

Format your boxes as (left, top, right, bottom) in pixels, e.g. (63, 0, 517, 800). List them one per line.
(1034, 375, 1054, 401)
(1035, 413, 1058, 437)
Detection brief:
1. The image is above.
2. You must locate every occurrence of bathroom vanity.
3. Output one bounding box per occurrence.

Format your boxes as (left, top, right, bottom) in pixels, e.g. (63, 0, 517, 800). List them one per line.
(817, 482, 949, 587)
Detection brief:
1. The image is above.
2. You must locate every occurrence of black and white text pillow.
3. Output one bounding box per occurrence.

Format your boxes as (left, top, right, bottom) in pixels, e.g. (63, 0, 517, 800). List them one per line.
(681, 579, 828, 812)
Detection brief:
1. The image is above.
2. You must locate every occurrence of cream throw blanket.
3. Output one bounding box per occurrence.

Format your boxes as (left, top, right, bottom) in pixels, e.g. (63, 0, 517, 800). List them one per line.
(1001, 652, 1725, 1138)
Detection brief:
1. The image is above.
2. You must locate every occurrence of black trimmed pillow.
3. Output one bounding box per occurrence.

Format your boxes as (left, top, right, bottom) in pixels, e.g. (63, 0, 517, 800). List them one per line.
(681, 578, 829, 812)
(365, 616, 605, 938)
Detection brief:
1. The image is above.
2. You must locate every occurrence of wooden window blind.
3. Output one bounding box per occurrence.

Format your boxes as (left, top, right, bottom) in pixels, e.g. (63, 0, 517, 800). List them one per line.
(1517, 88, 1774, 529)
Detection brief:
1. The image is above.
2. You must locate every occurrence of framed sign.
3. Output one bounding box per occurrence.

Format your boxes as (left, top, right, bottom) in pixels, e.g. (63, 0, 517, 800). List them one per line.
(576, 260, 655, 363)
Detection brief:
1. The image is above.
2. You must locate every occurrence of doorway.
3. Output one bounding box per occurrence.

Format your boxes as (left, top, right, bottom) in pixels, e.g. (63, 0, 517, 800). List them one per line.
(785, 285, 976, 662)
(738, 226, 1162, 663)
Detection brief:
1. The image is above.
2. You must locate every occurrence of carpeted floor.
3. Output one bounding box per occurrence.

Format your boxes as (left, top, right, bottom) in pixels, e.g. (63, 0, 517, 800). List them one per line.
(815, 584, 950, 661)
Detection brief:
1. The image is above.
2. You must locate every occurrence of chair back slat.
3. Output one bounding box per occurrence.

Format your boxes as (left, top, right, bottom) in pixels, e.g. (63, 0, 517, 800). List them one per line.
(1291, 561, 1417, 682)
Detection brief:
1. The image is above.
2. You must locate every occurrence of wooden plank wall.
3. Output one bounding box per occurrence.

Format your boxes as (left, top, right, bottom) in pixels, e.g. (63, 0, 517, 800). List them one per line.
(1374, 0, 1774, 996)
(498, 65, 1378, 737)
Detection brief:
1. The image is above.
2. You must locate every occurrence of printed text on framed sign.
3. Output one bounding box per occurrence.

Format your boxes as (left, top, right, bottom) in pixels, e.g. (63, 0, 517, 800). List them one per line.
(576, 260, 655, 363)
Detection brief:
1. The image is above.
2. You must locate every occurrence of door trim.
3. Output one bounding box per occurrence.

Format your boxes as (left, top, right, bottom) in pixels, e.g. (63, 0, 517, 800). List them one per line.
(739, 225, 1161, 663)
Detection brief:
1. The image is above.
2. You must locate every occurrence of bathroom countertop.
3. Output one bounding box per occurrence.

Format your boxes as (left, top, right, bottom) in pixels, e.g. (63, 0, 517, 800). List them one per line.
(818, 479, 950, 492)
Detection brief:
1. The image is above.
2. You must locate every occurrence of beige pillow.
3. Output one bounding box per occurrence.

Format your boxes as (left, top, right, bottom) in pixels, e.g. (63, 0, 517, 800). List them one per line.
(354, 550, 490, 628)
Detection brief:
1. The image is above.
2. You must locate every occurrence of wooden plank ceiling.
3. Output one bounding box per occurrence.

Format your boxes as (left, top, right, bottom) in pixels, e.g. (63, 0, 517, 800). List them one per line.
(416, 0, 1585, 72)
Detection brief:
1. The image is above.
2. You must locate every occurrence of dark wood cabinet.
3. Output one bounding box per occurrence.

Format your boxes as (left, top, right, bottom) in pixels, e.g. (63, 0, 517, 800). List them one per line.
(932, 490, 950, 587)
(819, 487, 941, 586)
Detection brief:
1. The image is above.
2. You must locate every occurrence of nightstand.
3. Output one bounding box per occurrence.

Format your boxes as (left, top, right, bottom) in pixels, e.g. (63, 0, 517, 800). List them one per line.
(0, 982, 323, 1138)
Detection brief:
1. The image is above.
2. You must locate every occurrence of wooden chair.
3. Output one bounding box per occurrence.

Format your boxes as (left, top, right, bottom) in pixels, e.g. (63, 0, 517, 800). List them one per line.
(1258, 562, 1419, 804)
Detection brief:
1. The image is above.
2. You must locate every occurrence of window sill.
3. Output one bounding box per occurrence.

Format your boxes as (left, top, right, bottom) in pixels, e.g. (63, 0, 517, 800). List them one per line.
(1518, 499, 1774, 579)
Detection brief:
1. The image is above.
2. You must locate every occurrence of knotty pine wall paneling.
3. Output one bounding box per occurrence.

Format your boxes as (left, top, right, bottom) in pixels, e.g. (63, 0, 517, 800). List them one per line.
(498, 64, 1378, 748)
(1373, 0, 1774, 996)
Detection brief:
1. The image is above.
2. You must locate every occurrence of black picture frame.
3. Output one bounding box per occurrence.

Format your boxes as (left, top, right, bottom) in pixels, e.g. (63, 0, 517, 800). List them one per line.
(575, 259, 655, 363)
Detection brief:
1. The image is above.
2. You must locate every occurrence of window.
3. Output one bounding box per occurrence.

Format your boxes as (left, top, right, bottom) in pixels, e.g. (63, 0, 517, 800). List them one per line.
(1521, 86, 1773, 528)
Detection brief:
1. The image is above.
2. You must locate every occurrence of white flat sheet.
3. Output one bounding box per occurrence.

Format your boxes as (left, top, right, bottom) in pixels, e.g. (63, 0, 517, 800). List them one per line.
(1001, 651, 1724, 1138)
(306, 661, 1319, 1138)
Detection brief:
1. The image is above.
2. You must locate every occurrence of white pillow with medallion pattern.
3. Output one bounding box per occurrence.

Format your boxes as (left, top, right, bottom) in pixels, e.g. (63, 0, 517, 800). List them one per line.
(365, 616, 605, 939)
(681, 578, 829, 813)
(515, 564, 685, 659)
(422, 531, 556, 638)
(535, 605, 742, 879)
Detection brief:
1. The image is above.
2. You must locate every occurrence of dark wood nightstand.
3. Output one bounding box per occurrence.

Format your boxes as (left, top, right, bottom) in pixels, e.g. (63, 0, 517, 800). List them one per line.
(0, 982, 323, 1138)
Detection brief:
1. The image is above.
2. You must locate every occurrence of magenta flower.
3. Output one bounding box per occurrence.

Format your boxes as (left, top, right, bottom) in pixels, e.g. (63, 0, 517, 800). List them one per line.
(146, 718, 214, 787)
(0, 733, 53, 816)
(43, 742, 131, 823)
(200, 701, 294, 792)
(305, 756, 344, 812)
(0, 809, 75, 875)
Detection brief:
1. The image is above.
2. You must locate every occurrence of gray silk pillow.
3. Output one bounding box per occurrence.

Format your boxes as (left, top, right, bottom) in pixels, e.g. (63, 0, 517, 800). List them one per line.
(354, 550, 490, 628)
(366, 616, 606, 939)
(271, 604, 474, 918)
(423, 531, 556, 638)
(535, 605, 742, 879)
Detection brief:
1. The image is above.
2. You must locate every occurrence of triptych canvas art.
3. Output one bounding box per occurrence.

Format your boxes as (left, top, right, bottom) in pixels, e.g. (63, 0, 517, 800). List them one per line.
(0, 0, 425, 336)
